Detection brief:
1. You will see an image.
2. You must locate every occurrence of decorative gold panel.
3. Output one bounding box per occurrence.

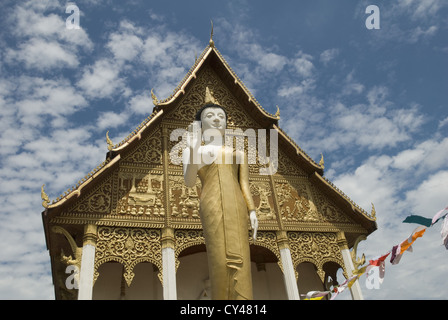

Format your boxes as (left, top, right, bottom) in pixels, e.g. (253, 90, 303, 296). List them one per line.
(276, 149, 307, 177)
(114, 171, 165, 220)
(249, 180, 276, 221)
(121, 127, 162, 166)
(275, 178, 319, 223)
(169, 176, 201, 221)
(308, 183, 353, 224)
(94, 227, 162, 286)
(164, 65, 260, 129)
(288, 231, 345, 281)
(65, 175, 112, 214)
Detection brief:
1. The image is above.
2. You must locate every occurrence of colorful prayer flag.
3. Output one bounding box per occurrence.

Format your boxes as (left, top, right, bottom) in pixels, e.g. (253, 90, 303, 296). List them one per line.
(403, 215, 432, 227)
(399, 226, 426, 254)
(432, 206, 448, 225)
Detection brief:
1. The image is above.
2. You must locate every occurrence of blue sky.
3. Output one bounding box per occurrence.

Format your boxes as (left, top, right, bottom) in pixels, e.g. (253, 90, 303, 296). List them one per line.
(0, 0, 447, 300)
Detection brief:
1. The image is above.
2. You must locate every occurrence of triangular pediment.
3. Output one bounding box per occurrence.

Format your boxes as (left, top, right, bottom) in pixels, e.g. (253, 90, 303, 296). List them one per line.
(42, 43, 377, 249)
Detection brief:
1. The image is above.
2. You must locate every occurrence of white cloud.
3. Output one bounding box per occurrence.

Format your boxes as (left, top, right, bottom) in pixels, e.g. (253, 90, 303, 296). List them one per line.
(392, 137, 448, 173)
(14, 76, 87, 126)
(277, 79, 315, 98)
(395, 0, 446, 21)
(77, 59, 129, 99)
(106, 21, 144, 62)
(438, 117, 448, 129)
(320, 48, 339, 65)
(291, 51, 314, 78)
(96, 111, 129, 131)
(341, 71, 365, 96)
(332, 155, 399, 213)
(6, 39, 79, 70)
(321, 101, 422, 151)
(128, 91, 153, 115)
(5, 1, 93, 71)
(408, 25, 438, 43)
(405, 170, 448, 216)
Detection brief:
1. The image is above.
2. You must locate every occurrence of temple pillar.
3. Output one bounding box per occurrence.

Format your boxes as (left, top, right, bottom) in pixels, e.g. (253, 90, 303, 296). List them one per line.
(78, 224, 97, 300)
(276, 231, 300, 300)
(337, 232, 364, 300)
(162, 227, 177, 300)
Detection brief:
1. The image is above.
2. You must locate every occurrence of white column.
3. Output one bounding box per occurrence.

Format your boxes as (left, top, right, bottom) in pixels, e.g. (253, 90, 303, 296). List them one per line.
(280, 247, 300, 300)
(338, 232, 364, 300)
(78, 224, 97, 300)
(162, 228, 177, 300)
(277, 231, 300, 300)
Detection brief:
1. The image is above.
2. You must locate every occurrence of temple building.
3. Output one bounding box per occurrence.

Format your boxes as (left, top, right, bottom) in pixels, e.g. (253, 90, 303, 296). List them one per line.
(41, 35, 377, 300)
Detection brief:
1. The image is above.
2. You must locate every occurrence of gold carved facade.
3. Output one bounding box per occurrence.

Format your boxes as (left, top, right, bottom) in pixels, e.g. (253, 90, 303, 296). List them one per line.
(47, 56, 374, 298)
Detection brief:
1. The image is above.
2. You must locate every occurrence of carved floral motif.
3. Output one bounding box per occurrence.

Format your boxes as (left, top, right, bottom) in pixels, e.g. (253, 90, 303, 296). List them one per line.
(122, 128, 162, 165)
(94, 227, 162, 286)
(164, 66, 260, 129)
(288, 231, 345, 281)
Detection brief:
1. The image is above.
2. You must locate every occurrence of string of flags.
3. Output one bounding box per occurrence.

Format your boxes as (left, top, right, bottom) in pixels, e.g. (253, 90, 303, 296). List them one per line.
(303, 206, 448, 300)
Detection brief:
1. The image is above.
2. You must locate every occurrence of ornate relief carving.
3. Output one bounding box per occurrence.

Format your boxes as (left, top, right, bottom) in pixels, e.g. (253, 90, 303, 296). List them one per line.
(175, 229, 205, 257)
(164, 66, 260, 129)
(251, 231, 281, 269)
(249, 181, 276, 221)
(169, 176, 201, 221)
(309, 184, 353, 224)
(94, 227, 162, 286)
(66, 175, 112, 214)
(122, 128, 162, 165)
(276, 149, 307, 177)
(288, 231, 345, 281)
(115, 171, 165, 219)
(275, 179, 319, 222)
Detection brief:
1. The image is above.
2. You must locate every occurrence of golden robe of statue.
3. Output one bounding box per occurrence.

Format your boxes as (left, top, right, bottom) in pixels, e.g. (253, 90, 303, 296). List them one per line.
(198, 148, 256, 300)
(183, 103, 258, 300)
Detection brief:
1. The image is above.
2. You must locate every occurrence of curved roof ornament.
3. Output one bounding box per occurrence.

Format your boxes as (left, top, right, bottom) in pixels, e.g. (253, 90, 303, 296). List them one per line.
(275, 105, 280, 119)
(151, 88, 159, 106)
(106, 131, 114, 151)
(319, 153, 324, 169)
(41, 184, 50, 208)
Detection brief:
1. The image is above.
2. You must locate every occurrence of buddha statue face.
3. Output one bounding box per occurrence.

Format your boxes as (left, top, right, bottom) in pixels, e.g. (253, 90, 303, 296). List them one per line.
(200, 106, 227, 136)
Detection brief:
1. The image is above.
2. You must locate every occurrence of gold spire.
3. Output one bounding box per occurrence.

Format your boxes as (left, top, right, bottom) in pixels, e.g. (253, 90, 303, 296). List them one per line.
(41, 184, 50, 208)
(205, 86, 218, 104)
(106, 131, 114, 151)
(209, 20, 214, 47)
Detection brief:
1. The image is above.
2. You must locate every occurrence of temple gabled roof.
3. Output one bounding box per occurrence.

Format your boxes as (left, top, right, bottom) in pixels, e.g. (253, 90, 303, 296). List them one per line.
(41, 40, 377, 241)
(151, 44, 280, 128)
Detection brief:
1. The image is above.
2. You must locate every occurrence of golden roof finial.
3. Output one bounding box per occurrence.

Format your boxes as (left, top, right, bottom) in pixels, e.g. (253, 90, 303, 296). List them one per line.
(41, 184, 50, 208)
(151, 88, 158, 105)
(275, 105, 280, 118)
(371, 203, 377, 220)
(209, 20, 214, 47)
(106, 131, 113, 151)
(205, 86, 218, 104)
(319, 153, 324, 169)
